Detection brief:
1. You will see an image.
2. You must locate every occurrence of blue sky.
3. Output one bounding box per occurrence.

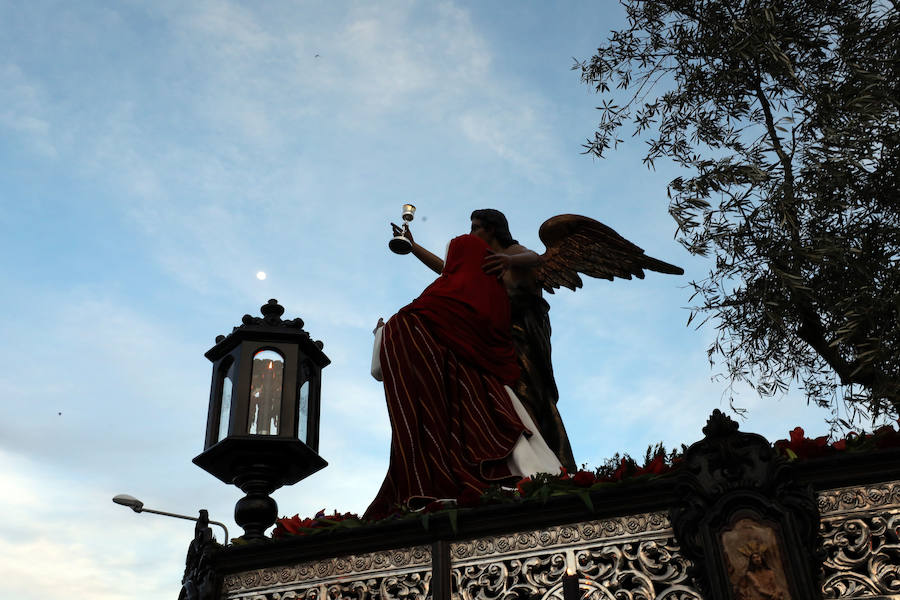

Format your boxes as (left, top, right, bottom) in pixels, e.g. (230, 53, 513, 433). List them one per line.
(0, 2, 851, 597)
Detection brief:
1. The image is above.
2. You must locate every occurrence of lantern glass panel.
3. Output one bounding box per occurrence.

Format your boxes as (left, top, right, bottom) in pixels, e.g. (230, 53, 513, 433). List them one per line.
(217, 359, 236, 442)
(248, 349, 284, 435)
(298, 380, 309, 443)
(296, 360, 312, 443)
(297, 359, 312, 443)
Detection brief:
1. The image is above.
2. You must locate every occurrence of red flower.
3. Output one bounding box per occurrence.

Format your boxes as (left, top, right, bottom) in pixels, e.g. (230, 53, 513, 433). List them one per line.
(612, 458, 631, 481)
(273, 514, 317, 538)
(558, 466, 570, 480)
(775, 426, 832, 459)
(572, 470, 595, 488)
(516, 477, 532, 495)
(832, 439, 847, 451)
(635, 454, 668, 476)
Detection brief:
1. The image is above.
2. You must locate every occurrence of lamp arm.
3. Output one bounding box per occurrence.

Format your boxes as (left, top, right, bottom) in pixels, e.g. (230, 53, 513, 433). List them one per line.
(140, 507, 230, 543)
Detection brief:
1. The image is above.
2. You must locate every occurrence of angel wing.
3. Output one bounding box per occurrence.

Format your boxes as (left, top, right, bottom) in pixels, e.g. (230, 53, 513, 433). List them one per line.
(533, 214, 684, 294)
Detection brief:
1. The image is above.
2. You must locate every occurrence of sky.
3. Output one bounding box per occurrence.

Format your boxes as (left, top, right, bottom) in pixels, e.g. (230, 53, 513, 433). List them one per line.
(0, 1, 858, 597)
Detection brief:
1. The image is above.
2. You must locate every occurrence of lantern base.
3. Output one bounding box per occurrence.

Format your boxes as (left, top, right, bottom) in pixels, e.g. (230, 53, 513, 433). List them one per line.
(194, 437, 328, 542)
(233, 465, 280, 542)
(193, 436, 328, 487)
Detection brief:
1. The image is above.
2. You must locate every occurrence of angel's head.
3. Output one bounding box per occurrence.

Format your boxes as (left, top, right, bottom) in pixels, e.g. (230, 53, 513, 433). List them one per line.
(470, 209, 518, 248)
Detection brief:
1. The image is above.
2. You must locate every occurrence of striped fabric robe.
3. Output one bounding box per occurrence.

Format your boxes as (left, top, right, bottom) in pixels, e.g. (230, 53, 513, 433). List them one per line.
(364, 235, 526, 519)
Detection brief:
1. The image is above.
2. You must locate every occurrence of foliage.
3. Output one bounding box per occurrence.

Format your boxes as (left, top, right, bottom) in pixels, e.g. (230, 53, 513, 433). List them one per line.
(272, 509, 364, 539)
(575, 0, 900, 421)
(271, 426, 900, 539)
(271, 444, 681, 539)
(774, 420, 900, 459)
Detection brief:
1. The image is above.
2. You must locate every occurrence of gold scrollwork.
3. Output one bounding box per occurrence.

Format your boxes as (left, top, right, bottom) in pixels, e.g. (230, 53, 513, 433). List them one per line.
(452, 538, 700, 600)
(819, 482, 900, 598)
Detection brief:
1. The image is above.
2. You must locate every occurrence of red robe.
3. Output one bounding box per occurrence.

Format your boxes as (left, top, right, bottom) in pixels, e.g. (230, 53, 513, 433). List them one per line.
(365, 234, 525, 519)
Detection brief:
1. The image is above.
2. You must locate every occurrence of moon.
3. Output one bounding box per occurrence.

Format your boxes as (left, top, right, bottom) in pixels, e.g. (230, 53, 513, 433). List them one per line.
(256, 271, 267, 280)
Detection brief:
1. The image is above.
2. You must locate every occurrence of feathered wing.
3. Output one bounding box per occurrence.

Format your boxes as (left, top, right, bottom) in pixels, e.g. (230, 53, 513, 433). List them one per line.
(533, 214, 684, 294)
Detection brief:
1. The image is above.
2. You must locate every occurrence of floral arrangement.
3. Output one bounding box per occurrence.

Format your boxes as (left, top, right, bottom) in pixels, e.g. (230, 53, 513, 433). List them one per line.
(773, 422, 900, 460)
(272, 421, 900, 539)
(273, 509, 364, 539)
(272, 443, 682, 538)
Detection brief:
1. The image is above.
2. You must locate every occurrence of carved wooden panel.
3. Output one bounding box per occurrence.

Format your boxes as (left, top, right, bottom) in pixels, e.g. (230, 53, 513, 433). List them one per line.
(221, 545, 432, 600)
(818, 483, 900, 598)
(450, 512, 703, 600)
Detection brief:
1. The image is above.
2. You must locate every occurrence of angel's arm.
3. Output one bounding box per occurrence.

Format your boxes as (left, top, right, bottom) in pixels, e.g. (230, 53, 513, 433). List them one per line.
(482, 243, 542, 276)
(413, 243, 444, 274)
(392, 223, 444, 274)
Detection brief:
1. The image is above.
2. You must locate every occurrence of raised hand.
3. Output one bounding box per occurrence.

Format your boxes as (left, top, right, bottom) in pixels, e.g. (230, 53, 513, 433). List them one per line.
(482, 249, 511, 277)
(391, 222, 414, 244)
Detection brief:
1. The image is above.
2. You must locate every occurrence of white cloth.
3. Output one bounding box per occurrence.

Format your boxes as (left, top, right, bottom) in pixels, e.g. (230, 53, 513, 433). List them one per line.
(504, 385, 563, 477)
(371, 324, 384, 381)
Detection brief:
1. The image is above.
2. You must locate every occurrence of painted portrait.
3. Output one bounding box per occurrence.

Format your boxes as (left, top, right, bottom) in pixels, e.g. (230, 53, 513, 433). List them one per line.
(721, 517, 792, 600)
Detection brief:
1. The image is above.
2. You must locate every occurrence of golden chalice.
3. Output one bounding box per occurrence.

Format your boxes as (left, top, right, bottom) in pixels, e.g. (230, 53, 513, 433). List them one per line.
(388, 204, 416, 255)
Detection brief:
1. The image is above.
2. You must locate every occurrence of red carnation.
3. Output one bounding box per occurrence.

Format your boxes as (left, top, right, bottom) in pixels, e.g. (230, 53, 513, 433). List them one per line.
(572, 470, 595, 487)
(273, 514, 310, 538)
(612, 458, 630, 481)
(636, 454, 667, 476)
(516, 477, 532, 495)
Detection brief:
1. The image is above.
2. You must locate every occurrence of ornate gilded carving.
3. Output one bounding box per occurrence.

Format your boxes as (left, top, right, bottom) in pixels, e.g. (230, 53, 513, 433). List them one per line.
(448, 511, 701, 600)
(818, 483, 900, 516)
(222, 571, 430, 600)
(222, 545, 431, 599)
(451, 512, 671, 563)
(818, 483, 900, 599)
(218, 480, 900, 600)
(452, 539, 701, 600)
(671, 410, 822, 599)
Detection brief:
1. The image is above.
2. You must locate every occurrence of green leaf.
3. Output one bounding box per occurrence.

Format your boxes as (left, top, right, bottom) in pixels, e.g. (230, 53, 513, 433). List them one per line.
(576, 490, 594, 512)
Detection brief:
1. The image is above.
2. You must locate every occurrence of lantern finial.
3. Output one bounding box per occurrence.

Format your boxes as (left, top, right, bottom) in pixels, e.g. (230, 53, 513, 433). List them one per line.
(260, 299, 285, 323)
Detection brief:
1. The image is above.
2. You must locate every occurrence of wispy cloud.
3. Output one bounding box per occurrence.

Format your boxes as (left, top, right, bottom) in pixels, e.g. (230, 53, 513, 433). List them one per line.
(0, 450, 185, 599)
(0, 63, 56, 157)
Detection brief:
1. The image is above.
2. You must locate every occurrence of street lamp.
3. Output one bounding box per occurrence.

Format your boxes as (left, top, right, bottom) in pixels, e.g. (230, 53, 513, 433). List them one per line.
(112, 494, 229, 543)
(193, 299, 330, 541)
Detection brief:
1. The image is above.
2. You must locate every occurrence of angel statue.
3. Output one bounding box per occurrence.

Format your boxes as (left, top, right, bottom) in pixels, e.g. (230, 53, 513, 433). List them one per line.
(390, 209, 683, 473)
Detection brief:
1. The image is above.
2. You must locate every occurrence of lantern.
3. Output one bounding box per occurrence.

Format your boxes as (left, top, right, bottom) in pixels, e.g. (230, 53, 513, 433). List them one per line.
(193, 299, 330, 540)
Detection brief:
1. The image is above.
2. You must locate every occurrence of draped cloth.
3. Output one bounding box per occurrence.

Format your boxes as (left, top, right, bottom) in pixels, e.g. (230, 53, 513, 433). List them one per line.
(509, 292, 577, 472)
(406, 234, 520, 385)
(364, 235, 526, 519)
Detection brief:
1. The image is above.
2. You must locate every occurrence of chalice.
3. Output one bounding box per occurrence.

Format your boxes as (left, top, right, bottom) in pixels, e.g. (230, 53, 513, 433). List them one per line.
(388, 204, 416, 255)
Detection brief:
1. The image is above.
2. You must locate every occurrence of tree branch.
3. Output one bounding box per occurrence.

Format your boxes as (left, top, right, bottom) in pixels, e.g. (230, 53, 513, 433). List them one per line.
(753, 77, 799, 237)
